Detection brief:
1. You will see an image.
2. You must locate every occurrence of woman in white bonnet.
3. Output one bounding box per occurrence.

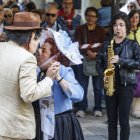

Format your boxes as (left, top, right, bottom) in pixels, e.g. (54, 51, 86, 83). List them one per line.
(34, 29, 84, 140)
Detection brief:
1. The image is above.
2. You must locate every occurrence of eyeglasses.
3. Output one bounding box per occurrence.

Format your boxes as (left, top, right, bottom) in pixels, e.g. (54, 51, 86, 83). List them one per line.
(46, 13, 56, 17)
(86, 15, 97, 18)
(4, 14, 12, 18)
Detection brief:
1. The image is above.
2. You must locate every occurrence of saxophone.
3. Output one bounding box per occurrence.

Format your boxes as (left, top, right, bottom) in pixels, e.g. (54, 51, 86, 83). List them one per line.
(104, 37, 115, 96)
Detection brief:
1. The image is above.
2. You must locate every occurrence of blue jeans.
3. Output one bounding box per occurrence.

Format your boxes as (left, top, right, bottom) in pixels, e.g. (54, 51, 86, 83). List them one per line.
(73, 64, 102, 112)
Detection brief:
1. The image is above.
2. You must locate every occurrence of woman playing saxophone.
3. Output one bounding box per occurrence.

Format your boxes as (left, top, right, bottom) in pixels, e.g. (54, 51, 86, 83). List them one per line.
(96, 12, 140, 140)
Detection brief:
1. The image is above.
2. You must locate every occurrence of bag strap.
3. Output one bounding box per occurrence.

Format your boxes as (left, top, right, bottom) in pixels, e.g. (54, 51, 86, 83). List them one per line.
(84, 25, 87, 44)
(133, 29, 138, 42)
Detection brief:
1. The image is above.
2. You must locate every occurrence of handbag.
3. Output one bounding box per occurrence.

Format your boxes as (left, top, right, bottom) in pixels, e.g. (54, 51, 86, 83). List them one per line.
(83, 55, 98, 76)
(82, 25, 98, 76)
(134, 72, 140, 97)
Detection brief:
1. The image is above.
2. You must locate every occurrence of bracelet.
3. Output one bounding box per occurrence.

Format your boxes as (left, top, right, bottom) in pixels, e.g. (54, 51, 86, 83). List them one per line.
(57, 77, 63, 83)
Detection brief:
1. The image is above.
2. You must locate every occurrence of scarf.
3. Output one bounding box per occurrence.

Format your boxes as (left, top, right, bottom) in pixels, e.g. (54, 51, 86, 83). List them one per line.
(38, 71, 55, 140)
(58, 9, 75, 30)
(58, 8, 75, 20)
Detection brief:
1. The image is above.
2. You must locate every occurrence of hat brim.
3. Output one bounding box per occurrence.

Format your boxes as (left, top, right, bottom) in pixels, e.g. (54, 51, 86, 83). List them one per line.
(57, 45, 83, 65)
(4, 26, 44, 30)
(44, 28, 83, 65)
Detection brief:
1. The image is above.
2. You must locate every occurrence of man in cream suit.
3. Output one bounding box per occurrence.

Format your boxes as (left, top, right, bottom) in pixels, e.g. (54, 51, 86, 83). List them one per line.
(0, 12, 58, 140)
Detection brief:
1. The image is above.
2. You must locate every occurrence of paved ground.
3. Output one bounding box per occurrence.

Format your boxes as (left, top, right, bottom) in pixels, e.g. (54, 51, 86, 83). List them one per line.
(78, 109, 140, 140)
(78, 77, 140, 140)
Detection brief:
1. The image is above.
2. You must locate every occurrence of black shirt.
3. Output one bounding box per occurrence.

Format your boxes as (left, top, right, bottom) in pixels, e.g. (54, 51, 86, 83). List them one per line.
(113, 39, 125, 86)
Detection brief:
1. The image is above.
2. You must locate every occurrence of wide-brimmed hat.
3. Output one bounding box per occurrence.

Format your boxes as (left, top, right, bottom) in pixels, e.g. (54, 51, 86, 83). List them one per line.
(4, 12, 42, 30)
(40, 28, 83, 65)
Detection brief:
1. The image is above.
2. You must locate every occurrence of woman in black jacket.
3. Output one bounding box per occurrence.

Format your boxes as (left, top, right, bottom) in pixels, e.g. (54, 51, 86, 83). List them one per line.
(96, 12, 140, 140)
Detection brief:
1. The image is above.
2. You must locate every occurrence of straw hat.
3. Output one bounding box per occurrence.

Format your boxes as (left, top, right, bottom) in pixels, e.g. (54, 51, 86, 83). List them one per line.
(4, 12, 42, 30)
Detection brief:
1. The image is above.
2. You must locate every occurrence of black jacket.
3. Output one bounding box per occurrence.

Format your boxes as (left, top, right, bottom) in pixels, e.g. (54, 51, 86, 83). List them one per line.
(96, 38, 140, 85)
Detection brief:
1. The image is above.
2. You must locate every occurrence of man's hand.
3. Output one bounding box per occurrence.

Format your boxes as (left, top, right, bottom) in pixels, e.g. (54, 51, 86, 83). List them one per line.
(28, 32, 39, 54)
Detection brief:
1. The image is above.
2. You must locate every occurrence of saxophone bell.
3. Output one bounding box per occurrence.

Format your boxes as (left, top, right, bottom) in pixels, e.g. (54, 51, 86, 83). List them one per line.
(104, 68, 115, 77)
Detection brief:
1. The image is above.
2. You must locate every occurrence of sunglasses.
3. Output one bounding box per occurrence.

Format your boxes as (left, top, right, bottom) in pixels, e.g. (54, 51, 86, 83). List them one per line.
(127, 5, 134, 9)
(4, 14, 12, 18)
(46, 13, 56, 17)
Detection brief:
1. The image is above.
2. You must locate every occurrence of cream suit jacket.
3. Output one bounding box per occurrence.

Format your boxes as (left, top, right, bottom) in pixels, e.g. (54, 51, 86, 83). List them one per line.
(0, 41, 53, 139)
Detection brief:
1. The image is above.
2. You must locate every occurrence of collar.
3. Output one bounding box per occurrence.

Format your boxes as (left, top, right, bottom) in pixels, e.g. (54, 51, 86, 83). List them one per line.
(58, 8, 75, 20)
(8, 41, 19, 47)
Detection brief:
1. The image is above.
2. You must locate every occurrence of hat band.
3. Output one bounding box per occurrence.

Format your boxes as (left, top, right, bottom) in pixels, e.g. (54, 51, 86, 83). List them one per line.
(13, 22, 40, 27)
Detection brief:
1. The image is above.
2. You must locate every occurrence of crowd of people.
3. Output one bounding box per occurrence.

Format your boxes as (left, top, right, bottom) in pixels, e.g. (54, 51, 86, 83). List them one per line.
(0, 0, 140, 140)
